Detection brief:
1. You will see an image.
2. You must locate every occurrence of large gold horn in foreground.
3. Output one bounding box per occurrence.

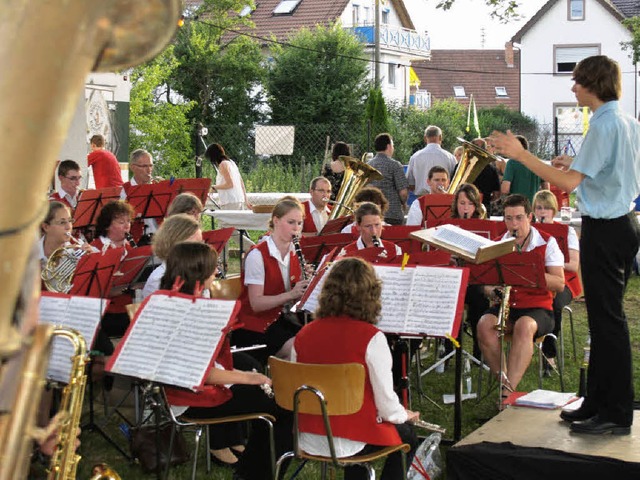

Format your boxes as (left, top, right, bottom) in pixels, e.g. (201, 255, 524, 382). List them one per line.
(327, 155, 384, 220)
(0, 2, 180, 479)
(447, 138, 499, 193)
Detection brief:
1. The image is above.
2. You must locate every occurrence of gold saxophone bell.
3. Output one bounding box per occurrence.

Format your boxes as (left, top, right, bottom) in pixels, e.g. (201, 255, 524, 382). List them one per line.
(89, 463, 122, 480)
(328, 156, 383, 220)
(447, 138, 500, 193)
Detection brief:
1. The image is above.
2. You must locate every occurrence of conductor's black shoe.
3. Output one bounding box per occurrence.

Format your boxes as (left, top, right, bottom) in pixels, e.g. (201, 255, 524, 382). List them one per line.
(570, 416, 631, 435)
(559, 406, 596, 423)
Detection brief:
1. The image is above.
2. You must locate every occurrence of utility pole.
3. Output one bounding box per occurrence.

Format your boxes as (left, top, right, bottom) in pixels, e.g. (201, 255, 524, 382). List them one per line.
(374, 0, 380, 88)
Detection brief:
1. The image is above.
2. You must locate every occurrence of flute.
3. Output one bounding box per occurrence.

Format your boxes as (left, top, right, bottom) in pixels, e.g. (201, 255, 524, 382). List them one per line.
(410, 419, 446, 434)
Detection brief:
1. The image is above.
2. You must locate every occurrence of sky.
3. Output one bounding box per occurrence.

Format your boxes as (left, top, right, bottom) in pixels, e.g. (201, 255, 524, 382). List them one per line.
(404, 0, 549, 49)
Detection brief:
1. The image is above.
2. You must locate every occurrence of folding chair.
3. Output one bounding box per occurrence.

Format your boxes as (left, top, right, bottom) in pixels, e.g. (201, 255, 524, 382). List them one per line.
(269, 356, 411, 480)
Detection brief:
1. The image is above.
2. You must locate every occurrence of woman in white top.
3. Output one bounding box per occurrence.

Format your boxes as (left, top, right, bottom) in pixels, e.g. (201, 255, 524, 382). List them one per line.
(206, 143, 251, 210)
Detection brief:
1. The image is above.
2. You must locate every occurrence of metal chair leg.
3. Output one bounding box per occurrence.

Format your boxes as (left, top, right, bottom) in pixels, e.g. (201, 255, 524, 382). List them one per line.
(191, 427, 203, 480)
(205, 425, 211, 473)
(274, 451, 296, 480)
(563, 305, 576, 360)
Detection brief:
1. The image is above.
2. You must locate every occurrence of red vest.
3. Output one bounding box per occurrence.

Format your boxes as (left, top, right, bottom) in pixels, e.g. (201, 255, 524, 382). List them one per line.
(48, 191, 76, 211)
(166, 337, 234, 408)
(294, 317, 401, 446)
(341, 239, 399, 263)
(237, 241, 302, 333)
(509, 229, 555, 310)
(302, 201, 317, 233)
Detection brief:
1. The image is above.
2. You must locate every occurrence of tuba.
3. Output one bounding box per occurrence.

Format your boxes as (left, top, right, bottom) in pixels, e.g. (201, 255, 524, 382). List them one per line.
(327, 155, 383, 220)
(0, 2, 181, 479)
(447, 138, 499, 193)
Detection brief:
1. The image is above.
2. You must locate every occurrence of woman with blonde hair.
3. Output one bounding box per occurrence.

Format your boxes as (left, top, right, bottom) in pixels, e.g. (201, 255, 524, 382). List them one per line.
(141, 213, 202, 299)
(166, 192, 204, 220)
(233, 196, 310, 362)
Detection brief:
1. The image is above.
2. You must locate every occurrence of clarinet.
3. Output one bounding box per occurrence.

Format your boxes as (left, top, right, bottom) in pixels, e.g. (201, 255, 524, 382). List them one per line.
(125, 232, 137, 248)
(292, 235, 308, 281)
(372, 235, 381, 248)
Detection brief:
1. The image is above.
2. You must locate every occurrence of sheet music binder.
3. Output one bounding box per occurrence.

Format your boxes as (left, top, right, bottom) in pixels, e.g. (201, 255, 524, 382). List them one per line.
(432, 218, 507, 240)
(73, 187, 122, 228)
(202, 228, 235, 254)
(39, 292, 109, 382)
(106, 291, 241, 391)
(410, 224, 516, 264)
(69, 248, 124, 298)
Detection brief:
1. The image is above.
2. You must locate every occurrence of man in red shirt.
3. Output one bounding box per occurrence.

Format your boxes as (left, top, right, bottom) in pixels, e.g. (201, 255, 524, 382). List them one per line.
(87, 134, 123, 189)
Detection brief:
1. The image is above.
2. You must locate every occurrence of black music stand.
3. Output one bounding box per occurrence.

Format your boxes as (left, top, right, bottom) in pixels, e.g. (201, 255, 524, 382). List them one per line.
(317, 216, 353, 236)
(423, 193, 455, 225)
(467, 250, 547, 409)
(299, 232, 353, 265)
(73, 187, 122, 228)
(171, 177, 212, 206)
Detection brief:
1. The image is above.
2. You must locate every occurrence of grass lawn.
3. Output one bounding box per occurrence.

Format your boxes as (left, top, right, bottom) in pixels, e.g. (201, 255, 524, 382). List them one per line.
(67, 269, 640, 480)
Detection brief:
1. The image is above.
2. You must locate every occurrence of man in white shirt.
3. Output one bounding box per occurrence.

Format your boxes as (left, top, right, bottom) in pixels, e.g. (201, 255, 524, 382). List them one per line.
(406, 166, 450, 226)
(407, 125, 457, 195)
(49, 159, 82, 209)
(302, 176, 332, 234)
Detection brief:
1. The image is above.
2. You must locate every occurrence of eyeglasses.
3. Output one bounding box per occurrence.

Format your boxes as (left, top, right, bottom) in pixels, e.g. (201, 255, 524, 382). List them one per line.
(64, 175, 83, 182)
(534, 205, 553, 210)
(50, 218, 74, 226)
(133, 164, 154, 169)
(314, 189, 332, 194)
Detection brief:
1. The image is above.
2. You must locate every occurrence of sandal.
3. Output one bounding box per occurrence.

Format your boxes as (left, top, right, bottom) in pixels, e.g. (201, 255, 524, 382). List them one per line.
(210, 448, 238, 467)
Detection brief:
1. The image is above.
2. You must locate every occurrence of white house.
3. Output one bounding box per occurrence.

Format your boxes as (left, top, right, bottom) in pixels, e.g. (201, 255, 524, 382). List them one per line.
(511, 0, 640, 130)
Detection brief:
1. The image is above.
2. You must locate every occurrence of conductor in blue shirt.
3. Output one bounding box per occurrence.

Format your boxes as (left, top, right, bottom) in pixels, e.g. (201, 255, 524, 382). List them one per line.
(489, 55, 640, 435)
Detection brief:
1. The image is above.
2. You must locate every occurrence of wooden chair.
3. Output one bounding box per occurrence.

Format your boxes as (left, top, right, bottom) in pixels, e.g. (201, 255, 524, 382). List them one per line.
(269, 356, 411, 480)
(159, 387, 276, 480)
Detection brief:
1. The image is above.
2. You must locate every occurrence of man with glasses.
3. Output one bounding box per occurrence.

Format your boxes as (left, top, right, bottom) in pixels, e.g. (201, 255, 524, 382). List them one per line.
(49, 159, 82, 210)
(476, 194, 565, 394)
(122, 149, 159, 244)
(87, 134, 123, 189)
(302, 176, 332, 234)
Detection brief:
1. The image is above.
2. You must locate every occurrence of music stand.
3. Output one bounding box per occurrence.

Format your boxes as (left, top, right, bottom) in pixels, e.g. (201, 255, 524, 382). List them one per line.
(126, 181, 174, 220)
(202, 228, 235, 254)
(343, 246, 399, 264)
(534, 222, 570, 261)
(317, 216, 353, 235)
(467, 250, 547, 408)
(435, 218, 507, 240)
(110, 245, 154, 292)
(70, 248, 124, 298)
(381, 225, 423, 254)
(73, 187, 122, 228)
(171, 177, 212, 206)
(299, 233, 353, 265)
(386, 250, 451, 266)
(423, 194, 455, 225)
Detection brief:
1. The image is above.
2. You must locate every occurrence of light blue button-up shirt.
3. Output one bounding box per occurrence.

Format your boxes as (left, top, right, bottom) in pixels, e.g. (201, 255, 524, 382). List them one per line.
(571, 101, 640, 219)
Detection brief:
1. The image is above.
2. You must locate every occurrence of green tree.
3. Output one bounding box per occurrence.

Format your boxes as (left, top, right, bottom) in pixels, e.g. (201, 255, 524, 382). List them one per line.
(267, 24, 370, 125)
(129, 46, 195, 178)
(436, 0, 522, 22)
(364, 87, 390, 148)
(621, 16, 640, 64)
(476, 104, 538, 144)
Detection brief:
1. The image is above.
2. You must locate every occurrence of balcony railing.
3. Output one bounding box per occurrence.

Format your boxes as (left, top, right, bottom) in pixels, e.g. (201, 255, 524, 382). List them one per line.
(350, 24, 430, 59)
(409, 89, 431, 110)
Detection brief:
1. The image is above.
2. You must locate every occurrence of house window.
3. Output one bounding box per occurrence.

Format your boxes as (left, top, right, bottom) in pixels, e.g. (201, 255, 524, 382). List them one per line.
(495, 86, 508, 97)
(568, 0, 585, 21)
(273, 0, 302, 15)
(352, 4, 360, 25)
(453, 86, 466, 98)
(554, 45, 599, 74)
(381, 8, 389, 24)
(363, 6, 370, 24)
(388, 63, 396, 86)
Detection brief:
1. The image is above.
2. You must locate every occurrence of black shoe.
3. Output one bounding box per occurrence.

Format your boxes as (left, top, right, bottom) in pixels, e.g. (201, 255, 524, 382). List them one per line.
(570, 416, 631, 435)
(559, 406, 596, 423)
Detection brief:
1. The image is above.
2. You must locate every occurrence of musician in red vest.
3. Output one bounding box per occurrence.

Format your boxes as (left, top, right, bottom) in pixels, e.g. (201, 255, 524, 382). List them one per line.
(233, 197, 310, 362)
(406, 165, 450, 226)
(533, 190, 581, 367)
(48, 159, 82, 210)
(477, 194, 565, 393)
(292, 257, 419, 480)
(302, 176, 331, 234)
(340, 202, 402, 261)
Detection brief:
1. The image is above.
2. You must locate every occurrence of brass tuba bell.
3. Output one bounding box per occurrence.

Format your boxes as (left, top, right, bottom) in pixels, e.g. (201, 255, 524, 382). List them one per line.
(447, 138, 500, 193)
(327, 155, 383, 220)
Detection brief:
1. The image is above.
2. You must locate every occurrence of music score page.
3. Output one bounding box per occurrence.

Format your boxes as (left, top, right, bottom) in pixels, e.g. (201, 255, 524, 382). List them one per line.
(108, 293, 238, 391)
(39, 294, 108, 383)
(375, 265, 468, 337)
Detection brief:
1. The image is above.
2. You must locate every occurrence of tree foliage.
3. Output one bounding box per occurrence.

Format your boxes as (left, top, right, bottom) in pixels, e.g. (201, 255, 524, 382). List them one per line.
(266, 24, 370, 125)
(129, 46, 195, 178)
(364, 87, 390, 147)
(621, 16, 640, 64)
(436, 0, 522, 22)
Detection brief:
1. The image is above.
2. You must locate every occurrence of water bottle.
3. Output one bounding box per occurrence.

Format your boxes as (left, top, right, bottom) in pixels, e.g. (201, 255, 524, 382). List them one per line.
(582, 336, 591, 367)
(463, 358, 472, 395)
(578, 336, 591, 397)
(435, 342, 445, 374)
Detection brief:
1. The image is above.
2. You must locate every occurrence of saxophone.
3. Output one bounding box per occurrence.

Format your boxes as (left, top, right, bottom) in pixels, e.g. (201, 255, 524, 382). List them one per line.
(46, 328, 88, 480)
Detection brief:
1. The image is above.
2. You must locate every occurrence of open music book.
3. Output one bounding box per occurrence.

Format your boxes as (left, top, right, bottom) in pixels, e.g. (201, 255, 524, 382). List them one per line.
(374, 265, 468, 337)
(106, 292, 240, 391)
(39, 292, 109, 383)
(410, 224, 515, 264)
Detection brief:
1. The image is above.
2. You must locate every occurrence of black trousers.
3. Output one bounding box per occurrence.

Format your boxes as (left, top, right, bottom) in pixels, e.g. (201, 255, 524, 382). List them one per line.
(581, 213, 640, 425)
(344, 423, 418, 480)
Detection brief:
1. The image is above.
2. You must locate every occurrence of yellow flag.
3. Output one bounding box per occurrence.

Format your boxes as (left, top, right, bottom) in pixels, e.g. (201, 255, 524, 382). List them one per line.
(582, 106, 590, 136)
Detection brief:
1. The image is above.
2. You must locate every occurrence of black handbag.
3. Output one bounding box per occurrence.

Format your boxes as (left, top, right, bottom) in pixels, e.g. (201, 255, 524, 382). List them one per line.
(130, 421, 190, 473)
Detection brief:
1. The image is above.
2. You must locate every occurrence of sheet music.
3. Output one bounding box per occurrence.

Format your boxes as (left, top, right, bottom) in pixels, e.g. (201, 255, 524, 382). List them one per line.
(406, 267, 463, 336)
(431, 225, 491, 255)
(39, 295, 107, 383)
(374, 265, 464, 337)
(109, 294, 236, 391)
